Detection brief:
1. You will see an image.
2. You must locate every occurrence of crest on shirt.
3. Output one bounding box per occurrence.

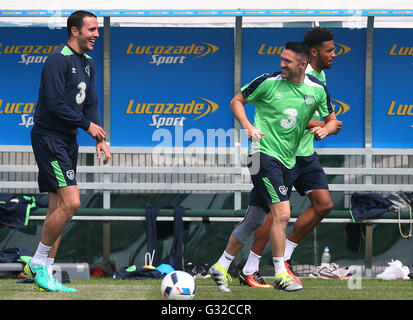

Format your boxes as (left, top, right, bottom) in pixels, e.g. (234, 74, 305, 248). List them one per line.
(304, 95, 315, 106)
(66, 170, 75, 180)
(85, 65, 90, 77)
(279, 185, 288, 195)
(274, 92, 282, 99)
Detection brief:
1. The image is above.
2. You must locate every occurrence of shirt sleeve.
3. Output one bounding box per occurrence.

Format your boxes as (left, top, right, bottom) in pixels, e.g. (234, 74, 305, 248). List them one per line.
(82, 60, 102, 129)
(41, 53, 90, 130)
(316, 84, 334, 118)
(241, 73, 271, 106)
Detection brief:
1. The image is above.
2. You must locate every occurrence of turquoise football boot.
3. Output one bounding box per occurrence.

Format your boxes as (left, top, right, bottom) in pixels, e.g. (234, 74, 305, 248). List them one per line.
(24, 259, 58, 292)
(53, 279, 78, 292)
(33, 279, 77, 292)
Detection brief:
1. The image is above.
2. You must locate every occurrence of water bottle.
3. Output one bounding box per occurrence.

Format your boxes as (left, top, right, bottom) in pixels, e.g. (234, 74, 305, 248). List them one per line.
(321, 246, 331, 266)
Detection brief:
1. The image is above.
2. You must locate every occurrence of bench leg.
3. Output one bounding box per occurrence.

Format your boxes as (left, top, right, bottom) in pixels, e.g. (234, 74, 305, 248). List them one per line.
(365, 224, 373, 278)
(103, 221, 111, 262)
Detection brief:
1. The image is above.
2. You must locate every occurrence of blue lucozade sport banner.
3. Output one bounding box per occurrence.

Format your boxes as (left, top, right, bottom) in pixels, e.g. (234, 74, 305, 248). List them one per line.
(0, 27, 103, 146)
(372, 29, 413, 148)
(0, 26, 410, 148)
(241, 28, 366, 148)
(110, 27, 234, 147)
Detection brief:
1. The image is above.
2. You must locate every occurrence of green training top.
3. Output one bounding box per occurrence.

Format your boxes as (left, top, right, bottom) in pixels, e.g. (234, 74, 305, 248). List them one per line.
(296, 64, 328, 157)
(242, 71, 333, 169)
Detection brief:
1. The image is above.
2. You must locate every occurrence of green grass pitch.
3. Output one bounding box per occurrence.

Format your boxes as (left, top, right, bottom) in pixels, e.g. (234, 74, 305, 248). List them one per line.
(1, 277, 412, 300)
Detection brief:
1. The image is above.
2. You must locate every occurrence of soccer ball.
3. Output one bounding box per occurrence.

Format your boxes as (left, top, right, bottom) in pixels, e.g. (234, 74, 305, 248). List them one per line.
(160, 271, 196, 300)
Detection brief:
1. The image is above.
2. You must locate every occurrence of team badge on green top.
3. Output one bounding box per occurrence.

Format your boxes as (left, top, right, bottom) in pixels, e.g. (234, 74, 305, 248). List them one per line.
(304, 95, 315, 106)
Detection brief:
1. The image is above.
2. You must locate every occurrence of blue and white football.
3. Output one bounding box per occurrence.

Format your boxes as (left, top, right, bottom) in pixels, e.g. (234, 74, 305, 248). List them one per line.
(161, 270, 196, 300)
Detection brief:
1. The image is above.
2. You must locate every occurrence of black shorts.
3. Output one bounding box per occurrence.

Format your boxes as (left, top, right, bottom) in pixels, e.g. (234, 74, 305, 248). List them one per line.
(293, 152, 329, 196)
(248, 152, 297, 212)
(31, 131, 78, 193)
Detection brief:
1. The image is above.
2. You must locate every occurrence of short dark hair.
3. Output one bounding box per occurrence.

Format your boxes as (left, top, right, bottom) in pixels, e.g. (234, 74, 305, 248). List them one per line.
(302, 27, 334, 48)
(284, 41, 310, 61)
(67, 10, 97, 38)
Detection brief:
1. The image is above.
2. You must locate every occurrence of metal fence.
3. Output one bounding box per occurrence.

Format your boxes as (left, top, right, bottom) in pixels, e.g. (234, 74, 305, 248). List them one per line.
(1, 146, 413, 210)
